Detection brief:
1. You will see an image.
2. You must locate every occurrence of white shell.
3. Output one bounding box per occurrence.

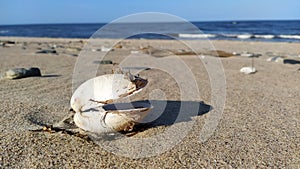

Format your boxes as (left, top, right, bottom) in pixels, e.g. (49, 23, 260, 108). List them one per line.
(71, 74, 152, 134)
(240, 67, 256, 74)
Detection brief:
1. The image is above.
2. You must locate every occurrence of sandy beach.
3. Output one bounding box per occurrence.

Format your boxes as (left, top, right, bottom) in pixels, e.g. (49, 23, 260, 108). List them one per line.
(0, 37, 300, 168)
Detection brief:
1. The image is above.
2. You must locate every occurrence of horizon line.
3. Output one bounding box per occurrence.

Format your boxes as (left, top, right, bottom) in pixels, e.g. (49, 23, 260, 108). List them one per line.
(0, 19, 299, 26)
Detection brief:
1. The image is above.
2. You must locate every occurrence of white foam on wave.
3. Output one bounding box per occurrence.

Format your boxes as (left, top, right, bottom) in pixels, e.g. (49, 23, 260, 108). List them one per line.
(222, 34, 237, 38)
(225, 34, 275, 39)
(178, 33, 216, 38)
(278, 35, 300, 40)
(237, 34, 253, 39)
(254, 35, 275, 39)
(178, 33, 300, 41)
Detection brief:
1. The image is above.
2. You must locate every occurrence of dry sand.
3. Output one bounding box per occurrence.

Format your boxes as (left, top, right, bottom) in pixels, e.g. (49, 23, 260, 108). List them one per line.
(0, 37, 299, 168)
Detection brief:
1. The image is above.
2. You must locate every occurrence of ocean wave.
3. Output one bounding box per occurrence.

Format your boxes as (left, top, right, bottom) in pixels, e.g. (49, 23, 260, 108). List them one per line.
(221, 34, 277, 39)
(178, 33, 275, 39)
(254, 35, 275, 39)
(236, 34, 253, 39)
(278, 35, 300, 40)
(178, 33, 216, 38)
(177, 33, 300, 41)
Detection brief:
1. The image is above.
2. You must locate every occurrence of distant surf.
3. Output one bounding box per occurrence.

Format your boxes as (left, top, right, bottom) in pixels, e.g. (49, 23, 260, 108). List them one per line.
(178, 33, 300, 40)
(0, 20, 300, 42)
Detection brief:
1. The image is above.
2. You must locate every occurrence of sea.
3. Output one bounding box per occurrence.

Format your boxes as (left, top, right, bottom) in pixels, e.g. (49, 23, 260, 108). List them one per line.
(0, 20, 300, 42)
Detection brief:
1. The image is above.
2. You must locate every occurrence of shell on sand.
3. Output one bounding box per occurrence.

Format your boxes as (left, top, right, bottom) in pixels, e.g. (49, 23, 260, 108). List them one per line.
(70, 74, 152, 134)
(240, 67, 257, 74)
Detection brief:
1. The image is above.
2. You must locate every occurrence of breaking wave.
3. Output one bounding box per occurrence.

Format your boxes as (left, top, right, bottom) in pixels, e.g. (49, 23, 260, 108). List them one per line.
(178, 33, 216, 38)
(177, 33, 300, 40)
(278, 35, 300, 39)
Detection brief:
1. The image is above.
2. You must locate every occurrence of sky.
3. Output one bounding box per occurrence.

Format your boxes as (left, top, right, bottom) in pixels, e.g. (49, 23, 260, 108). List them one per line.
(1, 0, 300, 25)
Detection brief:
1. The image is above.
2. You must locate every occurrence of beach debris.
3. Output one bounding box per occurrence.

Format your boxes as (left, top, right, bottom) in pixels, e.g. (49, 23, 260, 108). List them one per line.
(240, 67, 256, 74)
(215, 50, 235, 57)
(174, 49, 197, 55)
(267, 56, 300, 64)
(36, 49, 57, 54)
(66, 47, 81, 52)
(201, 50, 234, 57)
(99, 47, 113, 52)
(1, 67, 42, 79)
(240, 53, 255, 57)
(70, 73, 153, 134)
(122, 67, 151, 71)
(234, 52, 261, 58)
(48, 44, 57, 49)
(267, 56, 285, 63)
(232, 52, 239, 56)
(130, 50, 140, 54)
(113, 44, 123, 49)
(1, 40, 16, 47)
(142, 47, 173, 57)
(31, 122, 91, 141)
(283, 59, 300, 65)
(93, 60, 114, 64)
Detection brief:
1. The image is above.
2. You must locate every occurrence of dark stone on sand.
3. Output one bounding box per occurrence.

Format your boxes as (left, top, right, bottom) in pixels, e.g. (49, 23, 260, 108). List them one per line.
(2, 40, 16, 47)
(93, 60, 113, 64)
(3, 67, 42, 79)
(122, 67, 151, 71)
(283, 59, 300, 65)
(36, 49, 57, 54)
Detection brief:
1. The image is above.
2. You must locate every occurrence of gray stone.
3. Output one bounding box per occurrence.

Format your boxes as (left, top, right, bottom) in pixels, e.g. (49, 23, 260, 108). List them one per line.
(3, 67, 42, 79)
(283, 59, 300, 65)
(2, 41, 16, 47)
(36, 49, 57, 54)
(93, 60, 113, 64)
(267, 56, 284, 63)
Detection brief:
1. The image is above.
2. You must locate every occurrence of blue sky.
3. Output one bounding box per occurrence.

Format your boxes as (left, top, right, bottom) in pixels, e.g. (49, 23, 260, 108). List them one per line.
(1, 0, 300, 25)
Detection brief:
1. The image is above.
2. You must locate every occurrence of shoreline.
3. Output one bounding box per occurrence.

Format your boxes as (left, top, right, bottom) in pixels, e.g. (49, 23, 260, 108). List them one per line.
(1, 36, 300, 57)
(1, 35, 300, 43)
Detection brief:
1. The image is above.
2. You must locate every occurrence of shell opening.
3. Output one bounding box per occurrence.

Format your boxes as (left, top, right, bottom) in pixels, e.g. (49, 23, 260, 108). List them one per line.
(102, 101, 152, 111)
